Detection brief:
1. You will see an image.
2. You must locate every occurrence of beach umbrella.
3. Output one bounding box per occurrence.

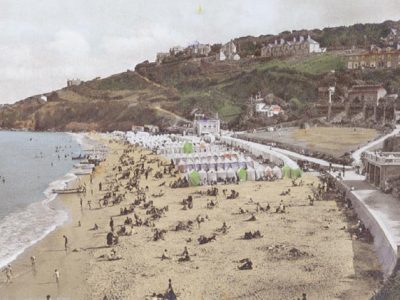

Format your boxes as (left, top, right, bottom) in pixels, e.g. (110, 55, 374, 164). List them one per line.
(247, 167, 256, 181)
(281, 165, 291, 178)
(188, 170, 201, 186)
(183, 142, 194, 154)
(237, 168, 247, 182)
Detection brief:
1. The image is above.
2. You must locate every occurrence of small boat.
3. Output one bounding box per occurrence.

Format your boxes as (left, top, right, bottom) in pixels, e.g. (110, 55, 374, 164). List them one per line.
(53, 186, 86, 194)
(73, 168, 93, 175)
(73, 163, 95, 169)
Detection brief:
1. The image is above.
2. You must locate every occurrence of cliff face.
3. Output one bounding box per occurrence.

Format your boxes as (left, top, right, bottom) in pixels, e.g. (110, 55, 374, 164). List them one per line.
(1, 19, 400, 132)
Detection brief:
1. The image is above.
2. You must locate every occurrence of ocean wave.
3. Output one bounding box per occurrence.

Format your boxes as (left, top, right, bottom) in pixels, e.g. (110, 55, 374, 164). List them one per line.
(0, 172, 77, 269)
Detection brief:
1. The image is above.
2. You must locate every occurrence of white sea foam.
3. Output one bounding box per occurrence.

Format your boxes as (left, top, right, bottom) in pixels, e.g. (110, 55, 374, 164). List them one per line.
(0, 172, 77, 269)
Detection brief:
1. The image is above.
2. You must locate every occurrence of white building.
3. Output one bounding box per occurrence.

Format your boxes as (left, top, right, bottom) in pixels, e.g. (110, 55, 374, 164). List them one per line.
(193, 114, 220, 136)
(255, 103, 283, 118)
(67, 79, 83, 87)
(218, 40, 240, 61)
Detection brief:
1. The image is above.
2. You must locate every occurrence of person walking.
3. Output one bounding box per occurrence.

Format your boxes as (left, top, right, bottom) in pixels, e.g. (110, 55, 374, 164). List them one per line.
(63, 235, 68, 251)
(54, 269, 60, 284)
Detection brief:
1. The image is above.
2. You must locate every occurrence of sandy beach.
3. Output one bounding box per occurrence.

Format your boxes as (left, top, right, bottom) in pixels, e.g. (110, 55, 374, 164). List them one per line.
(0, 135, 383, 300)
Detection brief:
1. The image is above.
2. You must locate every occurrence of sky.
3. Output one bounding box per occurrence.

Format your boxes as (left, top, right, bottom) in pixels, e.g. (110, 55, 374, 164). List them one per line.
(0, 0, 399, 104)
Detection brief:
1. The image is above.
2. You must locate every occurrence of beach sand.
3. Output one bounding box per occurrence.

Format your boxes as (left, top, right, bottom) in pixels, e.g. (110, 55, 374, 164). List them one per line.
(0, 136, 382, 300)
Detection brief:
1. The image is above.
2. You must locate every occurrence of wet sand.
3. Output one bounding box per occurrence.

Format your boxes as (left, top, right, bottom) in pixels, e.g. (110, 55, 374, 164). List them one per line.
(0, 136, 382, 300)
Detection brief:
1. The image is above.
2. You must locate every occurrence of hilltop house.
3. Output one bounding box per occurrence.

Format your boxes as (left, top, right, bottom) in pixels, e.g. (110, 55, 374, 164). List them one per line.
(381, 28, 400, 49)
(170, 46, 184, 55)
(261, 35, 325, 58)
(187, 41, 211, 56)
(156, 52, 170, 64)
(67, 79, 83, 87)
(255, 103, 283, 117)
(218, 40, 240, 61)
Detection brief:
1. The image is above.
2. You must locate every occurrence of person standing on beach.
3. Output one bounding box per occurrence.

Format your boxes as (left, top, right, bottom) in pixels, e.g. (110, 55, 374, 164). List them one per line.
(30, 255, 36, 275)
(88, 200, 92, 210)
(80, 197, 83, 209)
(3, 264, 12, 284)
(63, 235, 68, 251)
(110, 217, 114, 232)
(99, 182, 102, 191)
(54, 269, 60, 284)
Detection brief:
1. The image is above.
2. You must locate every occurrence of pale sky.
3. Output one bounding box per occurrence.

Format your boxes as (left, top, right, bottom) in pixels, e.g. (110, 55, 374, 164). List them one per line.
(0, 0, 399, 104)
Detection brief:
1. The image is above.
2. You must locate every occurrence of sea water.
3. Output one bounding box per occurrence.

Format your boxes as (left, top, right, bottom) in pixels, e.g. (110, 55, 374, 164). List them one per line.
(0, 131, 82, 268)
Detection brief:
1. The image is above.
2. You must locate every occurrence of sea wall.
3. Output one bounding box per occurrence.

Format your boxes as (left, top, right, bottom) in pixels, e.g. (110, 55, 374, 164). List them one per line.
(333, 177, 399, 277)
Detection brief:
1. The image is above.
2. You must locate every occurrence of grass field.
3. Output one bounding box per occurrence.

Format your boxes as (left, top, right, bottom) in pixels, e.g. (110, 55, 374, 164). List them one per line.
(292, 127, 379, 156)
(256, 53, 346, 75)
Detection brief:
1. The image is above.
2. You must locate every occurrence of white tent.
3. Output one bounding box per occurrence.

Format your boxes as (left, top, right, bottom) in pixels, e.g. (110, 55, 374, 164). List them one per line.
(265, 166, 273, 178)
(246, 157, 254, 168)
(177, 160, 186, 173)
(255, 165, 264, 180)
(198, 169, 208, 185)
(238, 155, 246, 168)
(247, 167, 256, 181)
(272, 166, 282, 179)
(217, 168, 227, 181)
(226, 167, 236, 180)
(207, 169, 217, 183)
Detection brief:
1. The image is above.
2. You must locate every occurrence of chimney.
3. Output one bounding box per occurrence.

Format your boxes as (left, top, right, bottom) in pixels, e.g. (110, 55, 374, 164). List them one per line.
(307, 34, 311, 41)
(280, 38, 285, 45)
(293, 37, 296, 43)
(274, 40, 278, 45)
(299, 36, 304, 42)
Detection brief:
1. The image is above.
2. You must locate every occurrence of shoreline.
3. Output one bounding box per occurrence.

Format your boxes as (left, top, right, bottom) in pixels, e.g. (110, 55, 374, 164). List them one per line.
(0, 135, 383, 299)
(0, 131, 102, 270)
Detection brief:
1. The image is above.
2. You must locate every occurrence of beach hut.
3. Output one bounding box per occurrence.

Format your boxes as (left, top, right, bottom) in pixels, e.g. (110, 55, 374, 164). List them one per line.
(208, 157, 217, 171)
(247, 167, 256, 181)
(282, 165, 291, 178)
(183, 142, 194, 154)
(177, 160, 186, 173)
(265, 166, 273, 178)
(217, 156, 225, 169)
(230, 156, 239, 169)
(198, 169, 208, 185)
(207, 169, 217, 183)
(255, 165, 265, 180)
(226, 168, 236, 180)
(237, 168, 247, 182)
(238, 155, 246, 168)
(291, 168, 302, 179)
(188, 170, 201, 186)
(246, 157, 254, 168)
(217, 168, 227, 181)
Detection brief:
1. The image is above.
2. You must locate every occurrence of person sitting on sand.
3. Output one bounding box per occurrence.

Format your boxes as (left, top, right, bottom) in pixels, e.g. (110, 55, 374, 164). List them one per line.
(247, 213, 256, 221)
(178, 246, 190, 262)
(238, 258, 253, 270)
(161, 249, 171, 260)
(164, 279, 177, 300)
